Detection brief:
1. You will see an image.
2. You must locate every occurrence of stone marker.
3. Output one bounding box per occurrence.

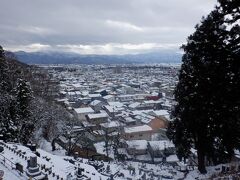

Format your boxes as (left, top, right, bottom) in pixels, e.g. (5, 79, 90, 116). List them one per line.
(76, 165, 84, 179)
(26, 155, 41, 177)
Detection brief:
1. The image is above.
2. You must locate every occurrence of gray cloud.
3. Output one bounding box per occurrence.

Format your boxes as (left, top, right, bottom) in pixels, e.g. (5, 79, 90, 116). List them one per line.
(0, 0, 217, 54)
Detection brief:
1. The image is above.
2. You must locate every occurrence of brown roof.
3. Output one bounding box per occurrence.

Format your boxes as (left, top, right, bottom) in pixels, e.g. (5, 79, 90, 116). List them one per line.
(148, 117, 167, 131)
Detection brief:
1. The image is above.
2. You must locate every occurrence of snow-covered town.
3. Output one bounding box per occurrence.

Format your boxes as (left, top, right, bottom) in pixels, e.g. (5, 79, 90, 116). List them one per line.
(48, 64, 179, 164)
(1, 64, 240, 180)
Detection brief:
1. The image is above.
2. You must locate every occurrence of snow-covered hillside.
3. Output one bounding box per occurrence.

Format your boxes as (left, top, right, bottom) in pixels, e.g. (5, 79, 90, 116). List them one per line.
(1, 141, 239, 180)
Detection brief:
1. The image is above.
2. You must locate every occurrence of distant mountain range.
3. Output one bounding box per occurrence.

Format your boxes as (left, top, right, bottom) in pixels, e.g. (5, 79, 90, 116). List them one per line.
(13, 51, 182, 64)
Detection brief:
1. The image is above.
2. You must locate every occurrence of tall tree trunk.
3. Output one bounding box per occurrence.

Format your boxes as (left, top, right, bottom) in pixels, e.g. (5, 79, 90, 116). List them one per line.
(197, 148, 207, 174)
(51, 138, 56, 151)
(86, 148, 89, 159)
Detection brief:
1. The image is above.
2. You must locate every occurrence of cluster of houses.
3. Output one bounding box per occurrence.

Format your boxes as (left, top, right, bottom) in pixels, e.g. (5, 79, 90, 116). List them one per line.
(50, 64, 179, 163)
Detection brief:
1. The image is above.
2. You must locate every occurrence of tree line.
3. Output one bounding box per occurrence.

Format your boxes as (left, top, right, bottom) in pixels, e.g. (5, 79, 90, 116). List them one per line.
(0, 46, 71, 145)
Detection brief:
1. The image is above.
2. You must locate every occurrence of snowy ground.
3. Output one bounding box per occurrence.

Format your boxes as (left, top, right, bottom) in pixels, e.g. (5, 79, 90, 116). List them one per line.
(0, 142, 108, 180)
(38, 139, 66, 156)
(1, 141, 239, 180)
(0, 162, 24, 180)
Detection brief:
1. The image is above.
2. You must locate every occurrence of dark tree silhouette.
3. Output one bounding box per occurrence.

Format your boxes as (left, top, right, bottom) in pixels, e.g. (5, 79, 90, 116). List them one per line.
(168, 0, 240, 173)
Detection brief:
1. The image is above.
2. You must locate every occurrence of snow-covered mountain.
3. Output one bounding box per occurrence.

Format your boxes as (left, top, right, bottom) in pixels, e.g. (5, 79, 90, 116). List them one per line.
(13, 51, 182, 64)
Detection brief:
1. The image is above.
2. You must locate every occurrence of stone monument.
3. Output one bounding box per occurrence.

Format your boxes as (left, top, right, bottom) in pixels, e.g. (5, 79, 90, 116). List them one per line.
(26, 155, 41, 177)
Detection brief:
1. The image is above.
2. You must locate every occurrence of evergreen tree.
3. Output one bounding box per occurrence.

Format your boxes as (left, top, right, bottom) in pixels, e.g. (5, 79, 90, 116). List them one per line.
(168, 0, 240, 173)
(15, 78, 34, 144)
(0, 95, 19, 142)
(215, 0, 240, 161)
(0, 46, 19, 141)
(0, 46, 10, 92)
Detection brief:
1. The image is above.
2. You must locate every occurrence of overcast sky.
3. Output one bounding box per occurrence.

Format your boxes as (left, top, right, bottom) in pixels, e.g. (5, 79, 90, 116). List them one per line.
(0, 0, 217, 54)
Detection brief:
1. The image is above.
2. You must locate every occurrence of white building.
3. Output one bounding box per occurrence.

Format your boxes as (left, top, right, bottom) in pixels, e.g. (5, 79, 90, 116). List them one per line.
(74, 107, 95, 121)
